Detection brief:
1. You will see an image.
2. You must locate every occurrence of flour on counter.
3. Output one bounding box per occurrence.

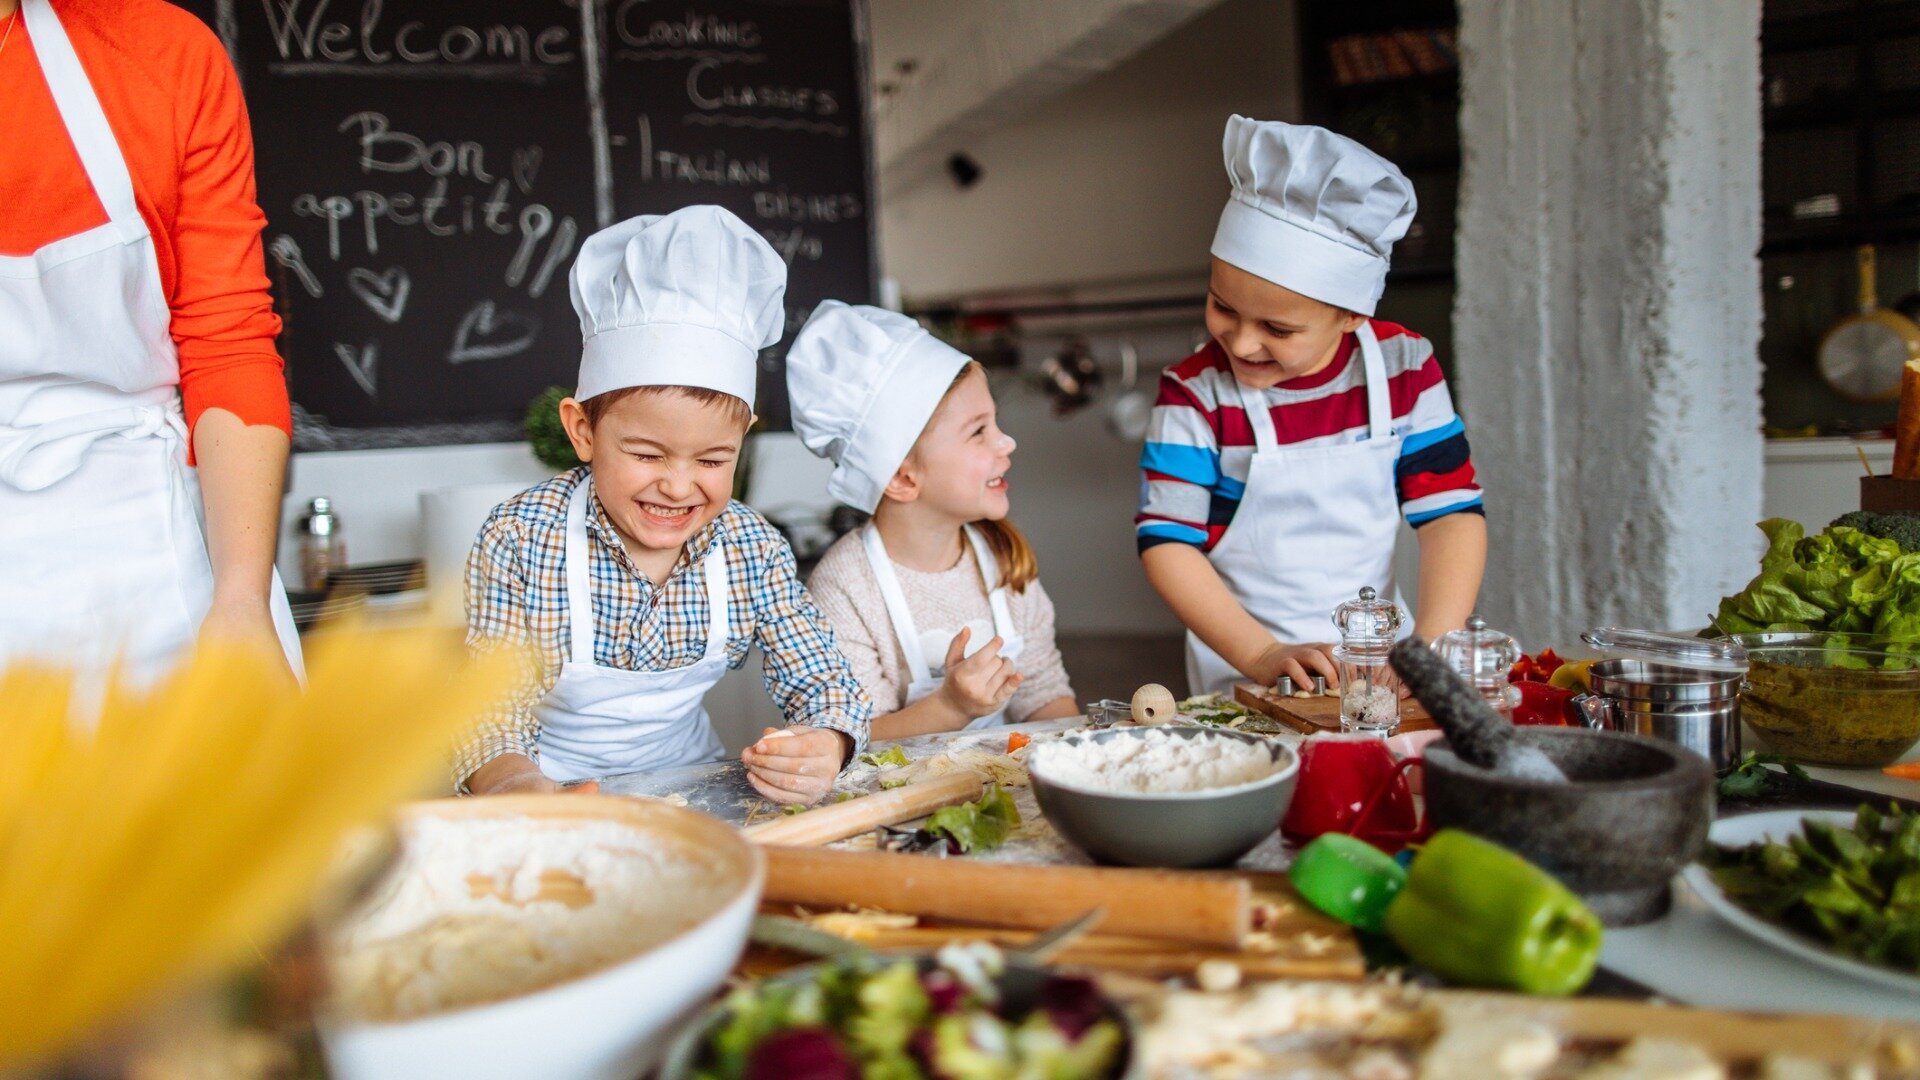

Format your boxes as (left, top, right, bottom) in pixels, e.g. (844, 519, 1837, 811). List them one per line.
(1028, 728, 1284, 795)
(326, 815, 733, 1023)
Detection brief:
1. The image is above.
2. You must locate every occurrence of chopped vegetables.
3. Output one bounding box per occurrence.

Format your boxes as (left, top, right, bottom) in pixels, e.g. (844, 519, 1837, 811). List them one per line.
(1706, 804, 1920, 972)
(1884, 761, 1920, 779)
(1383, 830, 1603, 996)
(691, 945, 1124, 1080)
(924, 784, 1021, 854)
(1507, 648, 1566, 683)
(861, 746, 912, 769)
(1006, 732, 1031, 753)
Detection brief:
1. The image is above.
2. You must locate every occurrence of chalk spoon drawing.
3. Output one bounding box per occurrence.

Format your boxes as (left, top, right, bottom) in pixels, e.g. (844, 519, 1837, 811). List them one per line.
(449, 301, 540, 363)
(347, 267, 411, 323)
(333, 342, 378, 396)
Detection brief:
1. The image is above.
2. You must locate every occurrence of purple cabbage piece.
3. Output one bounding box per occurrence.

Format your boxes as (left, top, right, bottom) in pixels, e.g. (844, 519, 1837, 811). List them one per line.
(743, 1028, 857, 1080)
(1036, 975, 1105, 1040)
(922, 968, 969, 1014)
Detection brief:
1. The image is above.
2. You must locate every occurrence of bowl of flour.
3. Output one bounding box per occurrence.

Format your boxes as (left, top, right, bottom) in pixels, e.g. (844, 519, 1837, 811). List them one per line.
(1027, 727, 1298, 868)
(318, 795, 763, 1080)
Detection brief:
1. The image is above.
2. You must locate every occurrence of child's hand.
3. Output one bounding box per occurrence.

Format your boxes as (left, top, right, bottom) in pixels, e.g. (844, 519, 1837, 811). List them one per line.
(466, 753, 601, 796)
(743, 726, 849, 805)
(1252, 642, 1341, 692)
(936, 627, 1022, 720)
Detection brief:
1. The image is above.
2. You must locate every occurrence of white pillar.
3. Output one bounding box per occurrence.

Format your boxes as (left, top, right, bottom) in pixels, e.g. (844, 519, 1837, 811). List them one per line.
(1453, 0, 1764, 644)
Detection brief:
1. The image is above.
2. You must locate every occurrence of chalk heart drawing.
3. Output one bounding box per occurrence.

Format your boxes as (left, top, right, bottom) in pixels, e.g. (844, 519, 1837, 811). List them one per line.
(333, 341, 378, 396)
(512, 146, 544, 195)
(347, 267, 410, 324)
(449, 301, 540, 364)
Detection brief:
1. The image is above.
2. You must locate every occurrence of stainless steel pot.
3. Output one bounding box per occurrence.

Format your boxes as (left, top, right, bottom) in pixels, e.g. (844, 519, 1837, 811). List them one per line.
(1574, 659, 1744, 771)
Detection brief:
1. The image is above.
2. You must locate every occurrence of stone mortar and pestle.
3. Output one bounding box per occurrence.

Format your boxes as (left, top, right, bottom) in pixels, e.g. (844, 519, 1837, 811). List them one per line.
(1390, 638, 1714, 927)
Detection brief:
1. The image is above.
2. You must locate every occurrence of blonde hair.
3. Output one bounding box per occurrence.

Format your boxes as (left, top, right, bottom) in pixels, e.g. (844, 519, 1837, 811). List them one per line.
(912, 362, 1039, 593)
(580, 385, 752, 429)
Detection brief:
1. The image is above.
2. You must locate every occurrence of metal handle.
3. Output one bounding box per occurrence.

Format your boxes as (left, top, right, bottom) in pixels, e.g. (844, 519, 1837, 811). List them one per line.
(1572, 692, 1612, 731)
(1860, 244, 1880, 313)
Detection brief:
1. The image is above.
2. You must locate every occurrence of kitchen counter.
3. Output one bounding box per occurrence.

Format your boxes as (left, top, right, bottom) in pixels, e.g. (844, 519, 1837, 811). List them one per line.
(607, 718, 1920, 1021)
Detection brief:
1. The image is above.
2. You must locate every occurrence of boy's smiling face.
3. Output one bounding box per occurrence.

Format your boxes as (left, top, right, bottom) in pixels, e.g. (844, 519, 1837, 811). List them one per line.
(1205, 257, 1366, 390)
(560, 387, 750, 569)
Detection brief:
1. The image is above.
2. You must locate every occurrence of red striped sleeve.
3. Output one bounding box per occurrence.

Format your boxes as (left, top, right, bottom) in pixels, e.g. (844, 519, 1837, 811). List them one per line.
(1400, 459, 1480, 502)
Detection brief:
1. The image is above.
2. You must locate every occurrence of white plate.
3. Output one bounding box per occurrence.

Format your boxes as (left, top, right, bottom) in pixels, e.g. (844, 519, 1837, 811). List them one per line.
(1682, 809, 1920, 993)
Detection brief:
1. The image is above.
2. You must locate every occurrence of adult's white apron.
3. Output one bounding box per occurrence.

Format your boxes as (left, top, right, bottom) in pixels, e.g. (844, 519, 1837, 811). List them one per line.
(0, 0, 301, 687)
(862, 523, 1024, 730)
(533, 480, 731, 782)
(1185, 323, 1406, 697)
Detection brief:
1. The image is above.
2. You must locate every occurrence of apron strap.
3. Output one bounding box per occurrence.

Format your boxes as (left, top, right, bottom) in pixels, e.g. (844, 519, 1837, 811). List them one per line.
(862, 524, 932, 685)
(21, 0, 146, 237)
(0, 404, 183, 492)
(1356, 322, 1393, 440)
(1232, 375, 1280, 454)
(698, 539, 729, 662)
(963, 524, 1017, 641)
(563, 480, 597, 666)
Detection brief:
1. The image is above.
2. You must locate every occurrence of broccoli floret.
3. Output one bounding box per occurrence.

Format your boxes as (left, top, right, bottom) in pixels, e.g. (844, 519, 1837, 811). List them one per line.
(1831, 510, 1920, 553)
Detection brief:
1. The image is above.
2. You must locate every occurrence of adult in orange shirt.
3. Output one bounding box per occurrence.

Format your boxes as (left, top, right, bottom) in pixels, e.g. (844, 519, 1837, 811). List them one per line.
(0, 0, 301, 681)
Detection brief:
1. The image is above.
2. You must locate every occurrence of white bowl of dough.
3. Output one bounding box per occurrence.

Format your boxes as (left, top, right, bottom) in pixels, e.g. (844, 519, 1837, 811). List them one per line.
(317, 795, 763, 1080)
(1027, 726, 1298, 868)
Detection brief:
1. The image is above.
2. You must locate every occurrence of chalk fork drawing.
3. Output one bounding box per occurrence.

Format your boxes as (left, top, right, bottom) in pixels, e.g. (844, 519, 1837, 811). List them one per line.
(346, 267, 411, 323)
(267, 234, 323, 298)
(333, 341, 378, 396)
(511, 145, 544, 195)
(449, 301, 540, 363)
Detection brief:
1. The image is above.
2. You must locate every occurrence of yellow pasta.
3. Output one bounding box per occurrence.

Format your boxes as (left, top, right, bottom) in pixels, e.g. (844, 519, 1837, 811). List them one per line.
(0, 623, 522, 1069)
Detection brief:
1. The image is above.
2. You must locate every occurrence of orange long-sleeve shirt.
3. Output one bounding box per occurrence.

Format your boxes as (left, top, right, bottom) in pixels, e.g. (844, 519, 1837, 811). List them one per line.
(0, 0, 291, 441)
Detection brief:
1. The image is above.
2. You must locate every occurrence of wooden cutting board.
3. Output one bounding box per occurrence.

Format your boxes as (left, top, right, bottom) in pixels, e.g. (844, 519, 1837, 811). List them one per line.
(746, 869, 1363, 982)
(1234, 680, 1434, 735)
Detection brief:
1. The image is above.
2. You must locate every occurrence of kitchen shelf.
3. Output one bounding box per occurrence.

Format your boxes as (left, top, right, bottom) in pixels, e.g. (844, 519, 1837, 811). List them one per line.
(1763, 3, 1920, 54)
(1763, 210, 1920, 252)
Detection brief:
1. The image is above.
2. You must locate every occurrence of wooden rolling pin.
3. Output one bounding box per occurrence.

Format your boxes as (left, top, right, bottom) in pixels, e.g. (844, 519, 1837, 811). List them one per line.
(763, 846, 1250, 949)
(743, 771, 983, 847)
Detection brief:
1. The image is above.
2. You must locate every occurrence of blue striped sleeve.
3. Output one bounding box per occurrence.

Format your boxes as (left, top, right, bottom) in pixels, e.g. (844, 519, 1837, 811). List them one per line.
(1140, 441, 1221, 488)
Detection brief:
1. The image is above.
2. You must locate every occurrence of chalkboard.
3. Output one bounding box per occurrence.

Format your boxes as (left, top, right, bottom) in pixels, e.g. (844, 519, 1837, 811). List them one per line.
(182, 0, 875, 449)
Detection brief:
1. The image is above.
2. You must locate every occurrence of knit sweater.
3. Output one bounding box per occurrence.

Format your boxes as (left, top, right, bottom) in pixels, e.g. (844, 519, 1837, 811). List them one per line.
(807, 529, 1075, 723)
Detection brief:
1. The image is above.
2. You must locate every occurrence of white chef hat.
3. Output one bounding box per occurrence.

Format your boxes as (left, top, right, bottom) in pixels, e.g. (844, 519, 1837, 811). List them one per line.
(786, 300, 972, 513)
(568, 205, 786, 405)
(1209, 116, 1417, 316)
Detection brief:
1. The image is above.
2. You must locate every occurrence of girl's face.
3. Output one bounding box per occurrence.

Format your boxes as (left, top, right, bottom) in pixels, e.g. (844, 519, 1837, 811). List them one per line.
(895, 367, 1016, 523)
(1204, 257, 1366, 389)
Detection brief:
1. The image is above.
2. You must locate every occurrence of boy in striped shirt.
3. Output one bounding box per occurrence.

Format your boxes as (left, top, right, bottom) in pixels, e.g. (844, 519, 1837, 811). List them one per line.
(1138, 118, 1487, 696)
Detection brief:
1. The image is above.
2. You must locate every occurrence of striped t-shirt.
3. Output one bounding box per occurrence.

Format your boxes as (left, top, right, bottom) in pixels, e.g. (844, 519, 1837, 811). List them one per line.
(1136, 321, 1484, 553)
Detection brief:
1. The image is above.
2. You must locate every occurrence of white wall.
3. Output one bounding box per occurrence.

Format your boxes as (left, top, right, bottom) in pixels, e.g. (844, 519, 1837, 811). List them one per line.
(877, 0, 1299, 302)
(279, 443, 553, 604)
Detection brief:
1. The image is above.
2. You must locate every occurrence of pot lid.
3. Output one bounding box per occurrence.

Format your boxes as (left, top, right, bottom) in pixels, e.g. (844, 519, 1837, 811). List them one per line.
(1579, 627, 1748, 674)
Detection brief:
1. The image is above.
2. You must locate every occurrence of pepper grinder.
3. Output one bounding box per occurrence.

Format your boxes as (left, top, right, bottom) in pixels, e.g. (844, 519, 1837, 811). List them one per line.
(1433, 614, 1523, 721)
(1331, 586, 1405, 734)
(297, 496, 345, 593)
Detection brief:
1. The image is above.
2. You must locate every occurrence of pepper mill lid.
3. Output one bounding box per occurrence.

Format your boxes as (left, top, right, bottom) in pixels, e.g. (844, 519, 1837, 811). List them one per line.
(1433, 614, 1522, 701)
(1331, 585, 1403, 644)
(302, 496, 340, 537)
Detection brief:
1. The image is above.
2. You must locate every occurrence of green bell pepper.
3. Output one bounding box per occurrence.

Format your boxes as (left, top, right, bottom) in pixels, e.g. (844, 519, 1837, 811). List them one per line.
(1288, 832, 1407, 934)
(1382, 829, 1603, 996)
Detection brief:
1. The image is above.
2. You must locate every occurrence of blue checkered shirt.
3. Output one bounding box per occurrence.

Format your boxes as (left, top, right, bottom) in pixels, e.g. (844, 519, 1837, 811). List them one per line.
(455, 467, 871, 786)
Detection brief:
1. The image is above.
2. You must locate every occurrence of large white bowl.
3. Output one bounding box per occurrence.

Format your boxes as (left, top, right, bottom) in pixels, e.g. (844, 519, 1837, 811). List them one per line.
(318, 795, 764, 1080)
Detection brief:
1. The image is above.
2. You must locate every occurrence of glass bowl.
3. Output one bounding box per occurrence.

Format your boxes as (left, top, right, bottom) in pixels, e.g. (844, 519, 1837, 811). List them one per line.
(1736, 633, 1920, 766)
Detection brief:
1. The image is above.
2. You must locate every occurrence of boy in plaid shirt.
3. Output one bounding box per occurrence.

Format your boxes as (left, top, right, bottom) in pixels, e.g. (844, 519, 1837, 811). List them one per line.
(458, 206, 870, 800)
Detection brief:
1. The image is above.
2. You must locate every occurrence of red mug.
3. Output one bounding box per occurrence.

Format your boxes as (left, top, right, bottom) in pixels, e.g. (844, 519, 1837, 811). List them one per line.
(1281, 734, 1429, 853)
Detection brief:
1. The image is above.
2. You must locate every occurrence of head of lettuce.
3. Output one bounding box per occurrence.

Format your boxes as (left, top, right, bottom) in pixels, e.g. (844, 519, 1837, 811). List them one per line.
(1714, 519, 1920, 642)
